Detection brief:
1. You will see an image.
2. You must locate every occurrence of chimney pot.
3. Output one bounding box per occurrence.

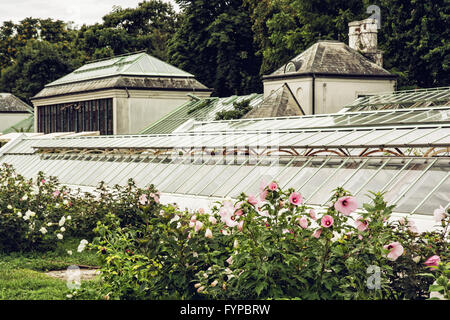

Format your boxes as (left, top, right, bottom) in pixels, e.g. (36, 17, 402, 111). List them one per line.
(348, 18, 383, 67)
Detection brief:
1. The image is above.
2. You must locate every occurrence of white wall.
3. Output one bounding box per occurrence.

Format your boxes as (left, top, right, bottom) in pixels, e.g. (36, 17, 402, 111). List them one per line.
(0, 113, 31, 132)
(116, 90, 211, 134)
(314, 78, 396, 114)
(32, 88, 211, 135)
(263, 77, 396, 115)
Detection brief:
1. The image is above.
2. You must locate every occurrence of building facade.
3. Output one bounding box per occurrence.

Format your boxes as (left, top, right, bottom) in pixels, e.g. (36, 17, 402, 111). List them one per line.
(0, 93, 33, 133)
(31, 52, 212, 135)
(263, 20, 397, 115)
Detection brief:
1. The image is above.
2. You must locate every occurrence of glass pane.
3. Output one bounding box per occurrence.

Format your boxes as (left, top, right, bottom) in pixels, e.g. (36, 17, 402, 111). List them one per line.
(198, 157, 248, 196)
(133, 157, 172, 186)
(159, 158, 204, 193)
(300, 159, 347, 202)
(235, 158, 282, 197)
(284, 158, 328, 192)
(383, 160, 429, 204)
(364, 128, 410, 146)
(409, 129, 450, 144)
(395, 161, 448, 214)
(414, 177, 450, 215)
(387, 128, 438, 145)
(308, 159, 368, 205)
(175, 158, 220, 195)
(190, 157, 233, 195)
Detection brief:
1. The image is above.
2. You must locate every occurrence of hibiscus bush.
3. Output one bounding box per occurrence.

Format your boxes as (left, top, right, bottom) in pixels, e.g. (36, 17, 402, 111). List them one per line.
(90, 203, 233, 299)
(0, 164, 73, 252)
(2, 161, 447, 300)
(192, 184, 448, 300)
(0, 164, 161, 252)
(88, 181, 448, 300)
(65, 180, 160, 238)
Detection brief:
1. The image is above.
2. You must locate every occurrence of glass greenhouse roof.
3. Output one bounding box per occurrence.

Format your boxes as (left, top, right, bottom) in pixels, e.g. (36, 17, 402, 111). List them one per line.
(0, 152, 447, 216)
(8, 124, 448, 155)
(188, 106, 450, 133)
(140, 93, 263, 135)
(46, 52, 195, 87)
(344, 87, 450, 112)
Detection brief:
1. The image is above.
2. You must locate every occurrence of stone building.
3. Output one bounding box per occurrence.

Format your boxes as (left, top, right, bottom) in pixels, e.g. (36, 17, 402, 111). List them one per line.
(262, 19, 397, 115)
(0, 93, 33, 133)
(31, 52, 211, 135)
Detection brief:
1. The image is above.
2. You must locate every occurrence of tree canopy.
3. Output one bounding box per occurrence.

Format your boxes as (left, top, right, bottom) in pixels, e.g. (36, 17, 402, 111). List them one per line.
(0, 0, 448, 104)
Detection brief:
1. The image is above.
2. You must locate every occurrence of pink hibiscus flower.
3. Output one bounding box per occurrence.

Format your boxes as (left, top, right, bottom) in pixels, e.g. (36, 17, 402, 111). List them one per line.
(321, 215, 334, 228)
(248, 194, 258, 206)
(313, 229, 322, 239)
(424, 255, 441, 269)
(260, 189, 268, 202)
(289, 192, 303, 206)
(297, 217, 308, 229)
(194, 220, 203, 232)
(433, 206, 447, 223)
(309, 209, 317, 220)
(268, 182, 278, 191)
(209, 216, 217, 225)
(205, 228, 213, 239)
(384, 242, 404, 261)
(355, 217, 369, 232)
(138, 194, 148, 205)
(334, 196, 358, 215)
(219, 201, 239, 228)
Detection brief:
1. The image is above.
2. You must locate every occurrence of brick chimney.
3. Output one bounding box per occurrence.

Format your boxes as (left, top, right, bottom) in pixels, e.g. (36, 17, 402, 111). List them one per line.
(348, 18, 383, 67)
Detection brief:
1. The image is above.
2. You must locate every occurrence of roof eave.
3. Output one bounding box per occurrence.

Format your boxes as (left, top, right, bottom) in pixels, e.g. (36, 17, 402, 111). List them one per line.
(262, 72, 398, 81)
(31, 86, 213, 101)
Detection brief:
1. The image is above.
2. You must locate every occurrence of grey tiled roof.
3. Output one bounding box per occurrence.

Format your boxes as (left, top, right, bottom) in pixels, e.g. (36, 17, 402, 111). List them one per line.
(266, 40, 392, 78)
(0, 93, 33, 112)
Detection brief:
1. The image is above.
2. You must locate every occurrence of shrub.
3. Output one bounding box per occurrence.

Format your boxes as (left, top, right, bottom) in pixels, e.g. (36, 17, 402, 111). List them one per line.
(89, 181, 449, 300)
(0, 164, 72, 252)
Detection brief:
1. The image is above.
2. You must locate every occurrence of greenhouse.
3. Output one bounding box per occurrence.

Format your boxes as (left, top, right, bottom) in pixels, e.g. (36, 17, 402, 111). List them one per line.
(1, 88, 449, 233)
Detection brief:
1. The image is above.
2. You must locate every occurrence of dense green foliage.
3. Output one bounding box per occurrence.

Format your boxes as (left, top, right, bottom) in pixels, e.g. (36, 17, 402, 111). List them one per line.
(84, 183, 449, 300)
(0, 163, 448, 300)
(168, 0, 262, 96)
(215, 99, 253, 120)
(0, 0, 448, 104)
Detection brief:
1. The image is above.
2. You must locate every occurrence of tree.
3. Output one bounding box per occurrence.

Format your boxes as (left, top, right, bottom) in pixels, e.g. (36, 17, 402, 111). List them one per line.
(0, 18, 77, 70)
(244, 0, 449, 87)
(215, 99, 253, 120)
(244, 0, 366, 75)
(74, 0, 179, 61)
(168, 0, 262, 96)
(375, 0, 450, 88)
(0, 40, 77, 104)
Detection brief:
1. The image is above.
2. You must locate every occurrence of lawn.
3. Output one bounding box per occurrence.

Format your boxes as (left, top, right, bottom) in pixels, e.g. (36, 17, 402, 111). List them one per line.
(0, 238, 103, 300)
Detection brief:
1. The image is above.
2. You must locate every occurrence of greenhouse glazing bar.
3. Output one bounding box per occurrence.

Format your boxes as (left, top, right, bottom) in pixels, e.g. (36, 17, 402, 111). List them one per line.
(411, 171, 450, 214)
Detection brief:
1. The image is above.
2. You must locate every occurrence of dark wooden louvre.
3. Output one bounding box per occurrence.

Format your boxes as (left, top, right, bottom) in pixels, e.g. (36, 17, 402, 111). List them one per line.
(37, 98, 113, 135)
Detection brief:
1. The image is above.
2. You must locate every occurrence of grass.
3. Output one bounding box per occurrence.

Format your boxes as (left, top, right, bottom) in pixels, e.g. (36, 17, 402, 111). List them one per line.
(0, 237, 103, 300)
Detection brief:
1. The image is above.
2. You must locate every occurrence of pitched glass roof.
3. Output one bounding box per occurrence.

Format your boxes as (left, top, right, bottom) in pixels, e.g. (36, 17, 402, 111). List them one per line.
(1, 152, 447, 216)
(187, 106, 450, 133)
(139, 93, 263, 135)
(46, 52, 195, 87)
(4, 123, 449, 156)
(344, 87, 450, 112)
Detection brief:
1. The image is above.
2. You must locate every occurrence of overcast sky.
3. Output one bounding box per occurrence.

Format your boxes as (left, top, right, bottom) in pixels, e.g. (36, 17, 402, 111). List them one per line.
(0, 0, 179, 28)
